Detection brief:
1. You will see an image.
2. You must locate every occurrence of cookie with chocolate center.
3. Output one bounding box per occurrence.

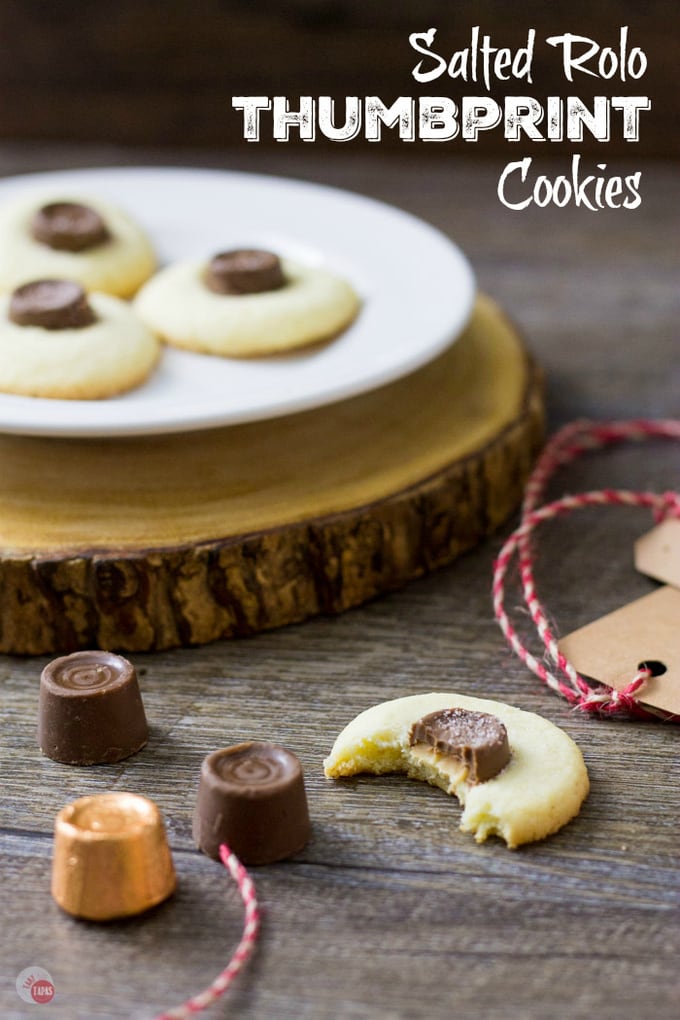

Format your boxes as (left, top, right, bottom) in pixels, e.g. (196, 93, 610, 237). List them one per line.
(0, 192, 156, 298)
(0, 280, 160, 399)
(324, 692, 589, 848)
(135, 253, 360, 358)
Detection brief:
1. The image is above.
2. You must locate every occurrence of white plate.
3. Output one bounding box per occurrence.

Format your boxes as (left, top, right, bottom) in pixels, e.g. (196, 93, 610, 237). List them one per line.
(0, 166, 475, 436)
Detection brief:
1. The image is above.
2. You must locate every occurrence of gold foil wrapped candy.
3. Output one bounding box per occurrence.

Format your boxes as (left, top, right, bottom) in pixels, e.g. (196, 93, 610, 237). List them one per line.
(51, 792, 176, 921)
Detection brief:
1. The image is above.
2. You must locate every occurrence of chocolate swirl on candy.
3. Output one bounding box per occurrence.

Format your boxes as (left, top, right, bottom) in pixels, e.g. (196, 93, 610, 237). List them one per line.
(193, 741, 311, 864)
(38, 650, 148, 765)
(31, 201, 110, 253)
(49, 654, 119, 691)
(214, 744, 291, 786)
(204, 249, 286, 295)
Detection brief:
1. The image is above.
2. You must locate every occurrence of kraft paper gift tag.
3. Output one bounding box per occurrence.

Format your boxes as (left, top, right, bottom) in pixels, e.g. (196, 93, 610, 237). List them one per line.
(559, 586, 680, 715)
(634, 519, 680, 588)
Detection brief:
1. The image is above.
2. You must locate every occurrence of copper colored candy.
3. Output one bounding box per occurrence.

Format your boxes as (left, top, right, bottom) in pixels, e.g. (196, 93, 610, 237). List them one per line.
(51, 793, 176, 921)
(38, 650, 148, 765)
(409, 707, 511, 783)
(9, 279, 96, 330)
(205, 249, 286, 295)
(193, 741, 311, 865)
(31, 201, 110, 252)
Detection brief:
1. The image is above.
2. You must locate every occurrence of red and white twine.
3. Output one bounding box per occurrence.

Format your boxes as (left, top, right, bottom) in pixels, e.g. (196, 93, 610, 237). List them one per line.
(492, 418, 680, 719)
(156, 844, 260, 1019)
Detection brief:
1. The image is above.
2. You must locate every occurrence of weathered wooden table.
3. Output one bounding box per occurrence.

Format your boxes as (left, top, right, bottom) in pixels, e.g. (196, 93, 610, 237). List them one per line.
(1, 146, 678, 1020)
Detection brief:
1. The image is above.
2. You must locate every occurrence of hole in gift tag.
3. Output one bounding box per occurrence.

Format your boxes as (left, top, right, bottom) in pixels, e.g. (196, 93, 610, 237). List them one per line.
(637, 660, 667, 677)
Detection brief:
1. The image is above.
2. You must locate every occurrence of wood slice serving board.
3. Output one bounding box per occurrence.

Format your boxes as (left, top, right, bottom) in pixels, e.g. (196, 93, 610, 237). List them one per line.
(0, 295, 544, 654)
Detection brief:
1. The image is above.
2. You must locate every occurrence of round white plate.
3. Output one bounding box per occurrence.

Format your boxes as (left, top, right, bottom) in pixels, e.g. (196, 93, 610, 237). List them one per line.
(0, 166, 475, 436)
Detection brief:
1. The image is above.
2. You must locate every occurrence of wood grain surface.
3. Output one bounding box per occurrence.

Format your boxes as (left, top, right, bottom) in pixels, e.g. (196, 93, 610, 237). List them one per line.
(0, 296, 543, 654)
(0, 146, 678, 1020)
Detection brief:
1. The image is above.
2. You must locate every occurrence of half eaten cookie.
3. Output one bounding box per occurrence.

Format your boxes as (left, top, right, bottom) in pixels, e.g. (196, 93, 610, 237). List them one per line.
(324, 692, 589, 848)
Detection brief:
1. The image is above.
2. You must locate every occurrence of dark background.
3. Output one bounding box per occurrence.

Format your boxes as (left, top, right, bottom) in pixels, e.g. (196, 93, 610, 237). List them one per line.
(0, 0, 676, 157)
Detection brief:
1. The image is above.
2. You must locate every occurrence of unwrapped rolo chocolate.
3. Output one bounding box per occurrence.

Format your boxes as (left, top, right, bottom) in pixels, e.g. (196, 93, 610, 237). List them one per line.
(9, 279, 96, 330)
(409, 707, 510, 782)
(204, 249, 286, 295)
(193, 741, 311, 865)
(31, 201, 110, 252)
(38, 650, 148, 765)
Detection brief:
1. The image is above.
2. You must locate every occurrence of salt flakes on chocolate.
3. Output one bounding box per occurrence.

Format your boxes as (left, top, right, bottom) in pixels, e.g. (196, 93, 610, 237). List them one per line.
(409, 707, 510, 782)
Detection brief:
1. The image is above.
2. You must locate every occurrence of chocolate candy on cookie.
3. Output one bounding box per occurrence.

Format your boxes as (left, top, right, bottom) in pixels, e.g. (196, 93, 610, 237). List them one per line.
(409, 707, 510, 783)
(205, 249, 286, 295)
(31, 201, 110, 253)
(38, 650, 148, 765)
(9, 279, 96, 330)
(193, 741, 311, 865)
